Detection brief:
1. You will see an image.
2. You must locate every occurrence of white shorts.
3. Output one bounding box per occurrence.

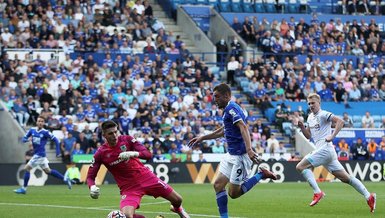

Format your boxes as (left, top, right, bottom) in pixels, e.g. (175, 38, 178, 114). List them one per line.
(219, 153, 253, 185)
(27, 155, 50, 170)
(305, 141, 344, 172)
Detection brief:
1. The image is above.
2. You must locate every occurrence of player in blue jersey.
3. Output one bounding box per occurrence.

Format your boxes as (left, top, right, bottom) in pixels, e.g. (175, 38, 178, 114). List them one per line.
(188, 83, 277, 218)
(14, 116, 72, 194)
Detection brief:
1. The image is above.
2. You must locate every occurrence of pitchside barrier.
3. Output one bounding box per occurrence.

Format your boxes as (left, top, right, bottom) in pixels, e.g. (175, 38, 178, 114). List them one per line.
(1, 161, 384, 186)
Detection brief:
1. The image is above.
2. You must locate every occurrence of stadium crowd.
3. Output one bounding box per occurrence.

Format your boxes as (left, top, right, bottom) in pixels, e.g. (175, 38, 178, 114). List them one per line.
(0, 0, 384, 163)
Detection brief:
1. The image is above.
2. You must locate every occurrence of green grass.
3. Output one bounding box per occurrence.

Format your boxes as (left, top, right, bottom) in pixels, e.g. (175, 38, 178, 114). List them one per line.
(0, 182, 383, 218)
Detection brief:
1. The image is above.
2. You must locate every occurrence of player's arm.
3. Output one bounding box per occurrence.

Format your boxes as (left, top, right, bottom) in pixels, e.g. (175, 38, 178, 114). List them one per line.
(297, 121, 311, 139)
(22, 129, 32, 143)
(236, 120, 260, 161)
(119, 136, 152, 160)
(187, 126, 224, 147)
(86, 151, 102, 199)
(326, 115, 344, 142)
(48, 131, 61, 157)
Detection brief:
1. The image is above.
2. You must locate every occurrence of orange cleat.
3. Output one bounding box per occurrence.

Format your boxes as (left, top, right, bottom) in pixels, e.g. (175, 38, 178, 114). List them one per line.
(309, 191, 325, 206)
(367, 193, 376, 213)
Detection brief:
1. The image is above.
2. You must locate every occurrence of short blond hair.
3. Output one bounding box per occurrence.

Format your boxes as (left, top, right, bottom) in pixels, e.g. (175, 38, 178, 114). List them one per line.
(307, 93, 321, 102)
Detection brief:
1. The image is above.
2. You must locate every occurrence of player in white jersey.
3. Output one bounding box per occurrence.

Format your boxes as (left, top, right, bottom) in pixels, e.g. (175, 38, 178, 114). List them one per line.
(295, 93, 376, 212)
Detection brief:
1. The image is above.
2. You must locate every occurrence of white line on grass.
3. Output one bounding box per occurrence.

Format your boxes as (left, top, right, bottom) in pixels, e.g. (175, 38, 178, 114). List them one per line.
(98, 200, 169, 208)
(0, 202, 246, 218)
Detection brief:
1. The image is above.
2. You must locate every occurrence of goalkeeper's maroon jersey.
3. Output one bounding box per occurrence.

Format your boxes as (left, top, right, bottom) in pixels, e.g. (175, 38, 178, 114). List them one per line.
(86, 135, 153, 190)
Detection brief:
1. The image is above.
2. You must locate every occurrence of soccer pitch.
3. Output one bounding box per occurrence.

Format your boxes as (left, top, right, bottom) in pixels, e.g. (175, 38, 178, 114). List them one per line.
(0, 182, 383, 218)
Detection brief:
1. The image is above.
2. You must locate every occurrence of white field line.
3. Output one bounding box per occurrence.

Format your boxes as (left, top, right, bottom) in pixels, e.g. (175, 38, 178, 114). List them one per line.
(0, 202, 247, 218)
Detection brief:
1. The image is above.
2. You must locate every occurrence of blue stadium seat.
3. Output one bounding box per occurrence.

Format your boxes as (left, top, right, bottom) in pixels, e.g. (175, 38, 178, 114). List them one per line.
(352, 115, 362, 123)
(353, 122, 362, 128)
(231, 0, 243, 12)
(242, 0, 255, 12)
(254, 0, 265, 13)
(185, 0, 197, 4)
(196, 0, 208, 4)
(287, 0, 299, 13)
(207, 0, 219, 10)
(372, 115, 382, 123)
(218, 0, 231, 12)
(264, 0, 277, 13)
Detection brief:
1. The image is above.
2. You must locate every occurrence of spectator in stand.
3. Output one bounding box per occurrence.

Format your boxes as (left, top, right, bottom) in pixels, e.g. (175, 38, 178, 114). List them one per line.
(349, 84, 362, 101)
(362, 111, 375, 128)
(266, 134, 280, 154)
(342, 112, 353, 128)
(337, 139, 350, 152)
(351, 138, 369, 160)
(367, 139, 378, 160)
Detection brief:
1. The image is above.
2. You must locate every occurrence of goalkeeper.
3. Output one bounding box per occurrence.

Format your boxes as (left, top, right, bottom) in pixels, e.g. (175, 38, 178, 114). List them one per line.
(86, 120, 189, 218)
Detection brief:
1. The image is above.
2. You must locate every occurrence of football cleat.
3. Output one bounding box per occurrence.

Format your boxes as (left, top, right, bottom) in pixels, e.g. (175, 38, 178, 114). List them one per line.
(259, 167, 278, 180)
(14, 187, 26, 194)
(367, 193, 376, 213)
(309, 191, 325, 206)
(170, 205, 190, 218)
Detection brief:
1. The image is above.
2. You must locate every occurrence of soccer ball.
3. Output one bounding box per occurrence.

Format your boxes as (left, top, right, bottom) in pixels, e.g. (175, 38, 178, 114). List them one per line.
(107, 210, 126, 218)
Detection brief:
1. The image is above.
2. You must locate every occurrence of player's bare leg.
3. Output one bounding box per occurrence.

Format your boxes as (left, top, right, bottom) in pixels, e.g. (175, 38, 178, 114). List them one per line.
(164, 190, 190, 218)
(213, 173, 229, 218)
(332, 169, 375, 212)
(296, 159, 324, 206)
(121, 205, 144, 218)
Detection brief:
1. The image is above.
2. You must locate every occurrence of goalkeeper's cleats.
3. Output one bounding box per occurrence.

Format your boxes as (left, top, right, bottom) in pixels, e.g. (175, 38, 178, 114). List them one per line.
(309, 191, 325, 206)
(14, 187, 26, 194)
(367, 193, 376, 213)
(170, 206, 190, 218)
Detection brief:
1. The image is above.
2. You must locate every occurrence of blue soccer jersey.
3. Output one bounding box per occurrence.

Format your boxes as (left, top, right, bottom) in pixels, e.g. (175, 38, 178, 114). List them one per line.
(222, 101, 247, 155)
(22, 128, 60, 157)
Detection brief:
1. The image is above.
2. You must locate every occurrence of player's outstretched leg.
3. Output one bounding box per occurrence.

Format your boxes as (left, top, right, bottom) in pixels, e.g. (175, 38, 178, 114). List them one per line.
(240, 167, 277, 195)
(165, 190, 190, 218)
(14, 170, 30, 194)
(44, 168, 72, 189)
(170, 205, 190, 218)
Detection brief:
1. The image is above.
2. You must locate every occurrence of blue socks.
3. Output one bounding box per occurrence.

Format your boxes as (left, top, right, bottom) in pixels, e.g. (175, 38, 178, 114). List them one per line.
(241, 172, 263, 194)
(50, 169, 65, 180)
(23, 171, 30, 188)
(216, 190, 228, 218)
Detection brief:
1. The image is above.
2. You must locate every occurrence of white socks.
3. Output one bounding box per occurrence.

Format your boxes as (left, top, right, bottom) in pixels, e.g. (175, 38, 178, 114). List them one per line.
(302, 169, 321, 193)
(349, 177, 371, 200)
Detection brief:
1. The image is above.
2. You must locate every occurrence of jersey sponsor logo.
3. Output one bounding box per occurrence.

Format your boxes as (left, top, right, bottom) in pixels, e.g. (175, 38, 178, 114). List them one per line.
(131, 138, 137, 143)
(120, 145, 127, 151)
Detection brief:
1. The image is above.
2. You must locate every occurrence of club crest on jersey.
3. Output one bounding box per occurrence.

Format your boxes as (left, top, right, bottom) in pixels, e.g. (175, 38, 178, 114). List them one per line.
(229, 109, 236, 117)
(120, 145, 127, 151)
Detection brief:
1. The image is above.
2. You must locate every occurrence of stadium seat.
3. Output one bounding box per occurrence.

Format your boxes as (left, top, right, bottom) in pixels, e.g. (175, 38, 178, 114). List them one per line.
(299, 0, 309, 13)
(218, 0, 231, 12)
(231, 0, 243, 12)
(372, 115, 381, 123)
(254, 0, 266, 13)
(264, 0, 277, 13)
(287, 0, 299, 13)
(185, 0, 197, 4)
(242, 0, 255, 12)
(207, 0, 219, 10)
(353, 122, 361, 128)
(196, 0, 208, 4)
(352, 115, 362, 123)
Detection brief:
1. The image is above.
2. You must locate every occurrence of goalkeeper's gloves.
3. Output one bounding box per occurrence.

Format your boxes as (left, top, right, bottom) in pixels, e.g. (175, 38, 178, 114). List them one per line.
(90, 185, 100, 199)
(119, 151, 139, 160)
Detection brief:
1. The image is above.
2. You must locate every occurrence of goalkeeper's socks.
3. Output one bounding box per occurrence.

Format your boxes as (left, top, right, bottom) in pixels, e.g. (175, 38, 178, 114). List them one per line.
(50, 169, 65, 180)
(216, 190, 228, 218)
(241, 172, 263, 194)
(23, 171, 30, 188)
